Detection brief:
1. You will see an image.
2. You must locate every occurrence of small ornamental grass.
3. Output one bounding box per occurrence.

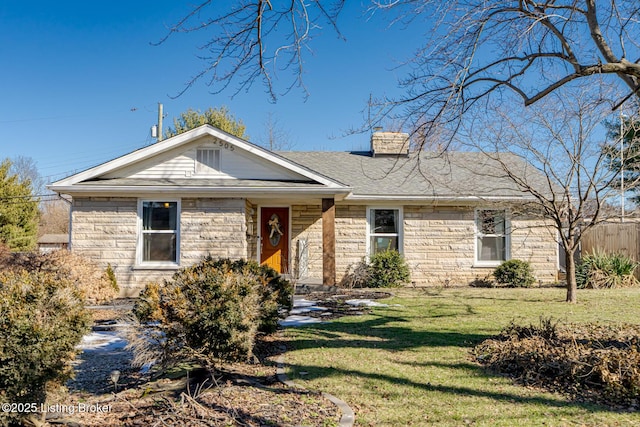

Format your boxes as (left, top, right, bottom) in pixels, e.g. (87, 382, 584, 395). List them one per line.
(576, 251, 639, 289)
(493, 259, 536, 288)
(129, 257, 293, 370)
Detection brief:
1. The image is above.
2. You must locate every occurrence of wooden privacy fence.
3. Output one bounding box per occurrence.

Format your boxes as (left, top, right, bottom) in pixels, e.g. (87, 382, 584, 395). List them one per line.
(581, 222, 640, 261)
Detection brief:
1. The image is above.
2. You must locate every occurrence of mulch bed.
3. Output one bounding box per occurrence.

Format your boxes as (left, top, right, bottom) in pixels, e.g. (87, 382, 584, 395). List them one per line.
(295, 290, 392, 320)
(53, 289, 391, 426)
(59, 339, 339, 426)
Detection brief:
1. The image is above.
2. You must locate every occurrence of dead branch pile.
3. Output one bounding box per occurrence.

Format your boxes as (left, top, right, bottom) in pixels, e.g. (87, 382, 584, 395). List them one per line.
(473, 318, 640, 409)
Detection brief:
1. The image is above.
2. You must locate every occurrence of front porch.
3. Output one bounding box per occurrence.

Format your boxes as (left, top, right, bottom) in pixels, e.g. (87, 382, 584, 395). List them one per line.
(246, 198, 338, 287)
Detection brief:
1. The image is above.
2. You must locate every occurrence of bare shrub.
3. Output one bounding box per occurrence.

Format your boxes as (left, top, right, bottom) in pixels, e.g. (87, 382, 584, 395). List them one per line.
(0, 247, 118, 304)
(340, 258, 371, 289)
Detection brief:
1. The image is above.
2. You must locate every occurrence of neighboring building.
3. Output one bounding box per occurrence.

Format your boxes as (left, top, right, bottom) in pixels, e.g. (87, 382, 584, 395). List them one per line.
(37, 233, 69, 253)
(49, 125, 558, 296)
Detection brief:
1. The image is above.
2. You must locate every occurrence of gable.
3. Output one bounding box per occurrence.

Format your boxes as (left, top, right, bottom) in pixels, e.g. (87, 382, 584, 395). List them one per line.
(50, 126, 347, 192)
(101, 135, 308, 181)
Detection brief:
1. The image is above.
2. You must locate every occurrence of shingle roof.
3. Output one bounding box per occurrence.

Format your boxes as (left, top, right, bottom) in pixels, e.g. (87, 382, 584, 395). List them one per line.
(277, 151, 550, 200)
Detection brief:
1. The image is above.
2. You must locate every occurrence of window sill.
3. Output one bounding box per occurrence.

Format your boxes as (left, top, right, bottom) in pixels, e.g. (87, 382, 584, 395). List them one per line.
(133, 263, 180, 271)
(473, 262, 503, 268)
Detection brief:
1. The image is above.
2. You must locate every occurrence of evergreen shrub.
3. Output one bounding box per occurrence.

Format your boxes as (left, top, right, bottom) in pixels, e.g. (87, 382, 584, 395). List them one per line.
(0, 247, 119, 303)
(368, 250, 411, 288)
(493, 259, 536, 288)
(0, 270, 91, 427)
(131, 257, 293, 369)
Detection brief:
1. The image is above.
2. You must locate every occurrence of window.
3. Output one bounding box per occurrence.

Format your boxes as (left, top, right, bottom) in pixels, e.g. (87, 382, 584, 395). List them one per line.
(140, 201, 179, 263)
(368, 208, 402, 254)
(196, 149, 220, 174)
(476, 209, 508, 264)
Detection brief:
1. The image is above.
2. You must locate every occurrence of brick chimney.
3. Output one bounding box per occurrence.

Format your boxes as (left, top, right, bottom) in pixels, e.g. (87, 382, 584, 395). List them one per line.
(370, 130, 410, 157)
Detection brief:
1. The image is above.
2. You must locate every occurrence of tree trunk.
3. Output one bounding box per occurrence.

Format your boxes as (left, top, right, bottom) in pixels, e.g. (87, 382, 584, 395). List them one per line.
(565, 248, 578, 303)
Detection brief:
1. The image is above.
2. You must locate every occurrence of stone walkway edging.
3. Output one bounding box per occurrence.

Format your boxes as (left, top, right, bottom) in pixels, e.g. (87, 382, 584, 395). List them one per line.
(276, 353, 355, 427)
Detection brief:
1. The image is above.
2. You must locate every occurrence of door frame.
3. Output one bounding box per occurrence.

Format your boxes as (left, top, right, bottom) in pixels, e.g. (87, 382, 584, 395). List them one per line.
(257, 205, 292, 274)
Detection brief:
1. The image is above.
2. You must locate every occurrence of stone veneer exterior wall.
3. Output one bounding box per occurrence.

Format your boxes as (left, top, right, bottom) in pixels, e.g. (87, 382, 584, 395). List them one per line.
(72, 197, 558, 294)
(290, 205, 323, 279)
(289, 203, 557, 286)
(335, 205, 368, 284)
(402, 206, 557, 285)
(290, 204, 368, 283)
(71, 197, 247, 296)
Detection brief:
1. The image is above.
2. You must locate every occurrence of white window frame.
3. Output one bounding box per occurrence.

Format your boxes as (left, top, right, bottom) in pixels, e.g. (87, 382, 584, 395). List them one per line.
(366, 206, 404, 256)
(136, 199, 181, 267)
(195, 148, 221, 175)
(474, 208, 510, 267)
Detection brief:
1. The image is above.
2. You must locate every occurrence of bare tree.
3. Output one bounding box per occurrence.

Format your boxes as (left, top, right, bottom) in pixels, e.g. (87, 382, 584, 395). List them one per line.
(157, 1, 345, 101)
(386, 1, 640, 144)
(257, 112, 294, 151)
(10, 156, 46, 196)
(39, 199, 70, 236)
(160, 1, 640, 140)
(458, 86, 638, 303)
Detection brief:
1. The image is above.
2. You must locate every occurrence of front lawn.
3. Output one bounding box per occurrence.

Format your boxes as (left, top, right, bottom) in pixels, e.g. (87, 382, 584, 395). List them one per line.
(283, 287, 640, 426)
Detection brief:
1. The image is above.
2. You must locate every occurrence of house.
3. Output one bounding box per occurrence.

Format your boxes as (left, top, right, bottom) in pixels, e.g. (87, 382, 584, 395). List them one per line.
(37, 233, 69, 253)
(49, 125, 559, 296)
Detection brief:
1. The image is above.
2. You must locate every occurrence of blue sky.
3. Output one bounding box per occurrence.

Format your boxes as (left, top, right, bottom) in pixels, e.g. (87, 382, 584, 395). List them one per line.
(1, 1, 424, 186)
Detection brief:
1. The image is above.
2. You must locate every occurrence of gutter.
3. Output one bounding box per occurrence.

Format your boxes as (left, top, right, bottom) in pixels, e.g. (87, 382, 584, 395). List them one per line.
(344, 194, 538, 203)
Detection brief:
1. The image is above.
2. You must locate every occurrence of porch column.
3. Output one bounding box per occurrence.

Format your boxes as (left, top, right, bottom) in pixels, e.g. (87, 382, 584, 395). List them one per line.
(322, 198, 336, 286)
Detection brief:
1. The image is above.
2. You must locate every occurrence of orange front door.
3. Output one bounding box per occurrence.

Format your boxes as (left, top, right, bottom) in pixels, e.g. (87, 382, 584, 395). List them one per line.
(260, 207, 289, 273)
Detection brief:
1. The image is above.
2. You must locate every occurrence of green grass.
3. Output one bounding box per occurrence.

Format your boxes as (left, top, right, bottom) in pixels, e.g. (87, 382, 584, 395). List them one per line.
(283, 287, 640, 426)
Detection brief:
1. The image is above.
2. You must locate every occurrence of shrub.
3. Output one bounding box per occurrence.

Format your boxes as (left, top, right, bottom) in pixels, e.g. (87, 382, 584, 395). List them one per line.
(493, 259, 536, 288)
(469, 274, 497, 288)
(0, 270, 91, 427)
(368, 250, 410, 288)
(340, 257, 372, 289)
(130, 257, 293, 369)
(0, 248, 118, 304)
(105, 263, 119, 294)
(576, 251, 639, 289)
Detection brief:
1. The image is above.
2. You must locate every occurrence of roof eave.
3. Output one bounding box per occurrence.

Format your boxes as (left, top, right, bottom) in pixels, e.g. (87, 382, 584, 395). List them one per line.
(344, 194, 538, 203)
(50, 185, 352, 197)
